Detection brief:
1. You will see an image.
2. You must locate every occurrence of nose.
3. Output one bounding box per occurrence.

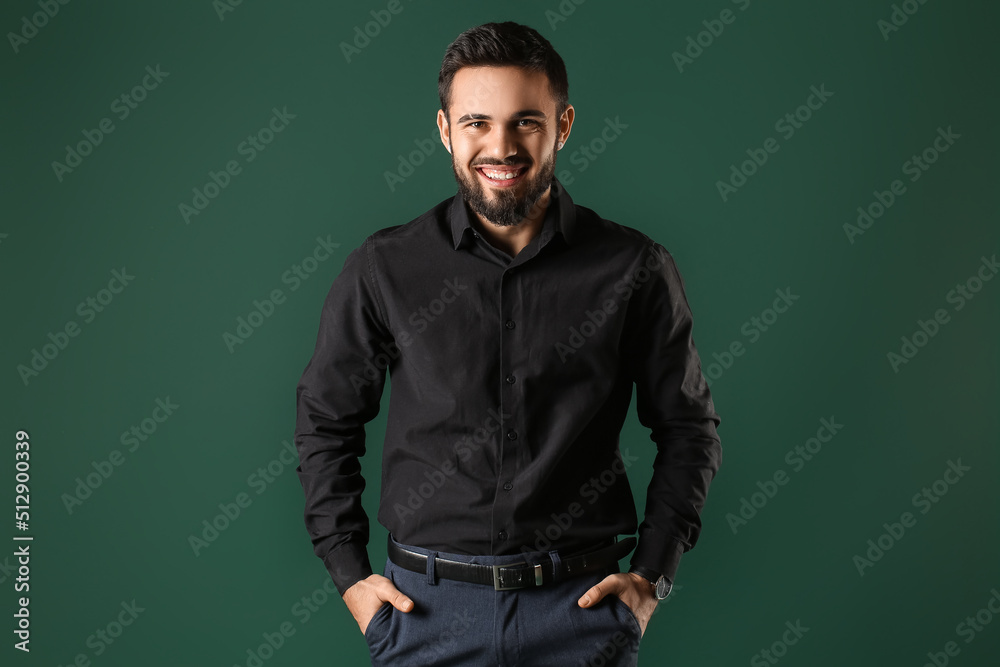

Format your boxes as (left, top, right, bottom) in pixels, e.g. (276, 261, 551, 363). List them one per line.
(482, 124, 519, 162)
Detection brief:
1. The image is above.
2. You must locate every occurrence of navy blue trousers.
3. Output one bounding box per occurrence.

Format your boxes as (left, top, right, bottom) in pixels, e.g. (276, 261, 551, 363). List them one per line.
(364, 535, 642, 666)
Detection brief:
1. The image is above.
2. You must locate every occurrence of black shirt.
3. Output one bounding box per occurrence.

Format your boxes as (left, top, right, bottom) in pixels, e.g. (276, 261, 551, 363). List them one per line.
(294, 177, 722, 595)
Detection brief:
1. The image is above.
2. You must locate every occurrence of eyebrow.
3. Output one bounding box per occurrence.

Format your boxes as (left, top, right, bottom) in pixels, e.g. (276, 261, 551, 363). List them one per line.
(455, 109, 547, 124)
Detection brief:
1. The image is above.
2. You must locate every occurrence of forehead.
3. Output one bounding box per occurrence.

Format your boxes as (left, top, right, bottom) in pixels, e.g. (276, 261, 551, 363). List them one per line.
(449, 66, 555, 117)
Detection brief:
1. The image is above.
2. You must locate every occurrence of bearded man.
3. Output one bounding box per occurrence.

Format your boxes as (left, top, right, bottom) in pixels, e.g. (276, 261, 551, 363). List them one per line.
(294, 20, 722, 666)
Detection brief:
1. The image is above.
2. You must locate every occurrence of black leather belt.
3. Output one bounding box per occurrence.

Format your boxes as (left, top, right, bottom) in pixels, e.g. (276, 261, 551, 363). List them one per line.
(387, 534, 637, 591)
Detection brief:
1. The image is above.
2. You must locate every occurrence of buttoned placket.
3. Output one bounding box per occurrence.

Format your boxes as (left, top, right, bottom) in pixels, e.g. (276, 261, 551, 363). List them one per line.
(467, 225, 557, 553)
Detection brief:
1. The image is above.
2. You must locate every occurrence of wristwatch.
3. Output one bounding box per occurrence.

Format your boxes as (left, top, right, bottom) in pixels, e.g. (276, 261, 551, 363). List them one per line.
(629, 566, 672, 600)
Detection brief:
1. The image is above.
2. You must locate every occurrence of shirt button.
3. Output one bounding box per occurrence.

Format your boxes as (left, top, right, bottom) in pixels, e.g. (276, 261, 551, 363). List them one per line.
(505, 374, 516, 384)
(498, 530, 508, 540)
(505, 319, 515, 329)
(503, 481, 513, 491)
(506, 430, 517, 440)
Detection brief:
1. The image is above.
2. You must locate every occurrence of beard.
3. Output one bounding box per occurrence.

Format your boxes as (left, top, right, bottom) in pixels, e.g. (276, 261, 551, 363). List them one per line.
(451, 142, 558, 228)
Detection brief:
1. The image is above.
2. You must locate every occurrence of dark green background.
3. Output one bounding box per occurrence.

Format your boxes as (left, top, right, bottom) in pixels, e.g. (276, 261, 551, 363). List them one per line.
(2, 0, 997, 665)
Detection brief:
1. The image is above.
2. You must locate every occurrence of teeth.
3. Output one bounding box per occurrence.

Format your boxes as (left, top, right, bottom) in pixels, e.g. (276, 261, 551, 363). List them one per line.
(482, 169, 519, 180)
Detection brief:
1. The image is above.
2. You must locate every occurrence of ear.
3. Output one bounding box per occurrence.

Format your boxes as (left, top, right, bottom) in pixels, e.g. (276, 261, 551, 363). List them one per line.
(558, 104, 575, 151)
(437, 109, 452, 154)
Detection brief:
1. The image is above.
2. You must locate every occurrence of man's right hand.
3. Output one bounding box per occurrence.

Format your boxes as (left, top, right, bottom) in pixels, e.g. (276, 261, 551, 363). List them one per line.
(342, 574, 415, 635)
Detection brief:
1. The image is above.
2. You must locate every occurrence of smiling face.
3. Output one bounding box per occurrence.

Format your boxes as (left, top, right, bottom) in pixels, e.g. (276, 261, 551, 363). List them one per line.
(438, 66, 573, 227)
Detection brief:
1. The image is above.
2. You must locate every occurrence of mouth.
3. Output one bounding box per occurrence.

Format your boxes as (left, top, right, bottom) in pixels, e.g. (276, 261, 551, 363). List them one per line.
(475, 164, 528, 188)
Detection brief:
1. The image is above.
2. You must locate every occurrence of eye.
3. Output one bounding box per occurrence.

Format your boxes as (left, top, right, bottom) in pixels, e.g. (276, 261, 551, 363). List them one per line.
(518, 119, 539, 127)
(469, 121, 486, 128)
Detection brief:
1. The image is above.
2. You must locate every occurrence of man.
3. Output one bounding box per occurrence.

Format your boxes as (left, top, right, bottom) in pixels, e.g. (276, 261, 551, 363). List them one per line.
(294, 21, 722, 666)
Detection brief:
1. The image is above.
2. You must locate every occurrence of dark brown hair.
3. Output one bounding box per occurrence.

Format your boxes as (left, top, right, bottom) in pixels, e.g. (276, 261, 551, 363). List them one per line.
(438, 22, 569, 122)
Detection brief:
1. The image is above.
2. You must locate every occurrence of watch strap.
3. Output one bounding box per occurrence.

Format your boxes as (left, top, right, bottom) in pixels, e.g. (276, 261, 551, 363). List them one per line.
(628, 565, 661, 586)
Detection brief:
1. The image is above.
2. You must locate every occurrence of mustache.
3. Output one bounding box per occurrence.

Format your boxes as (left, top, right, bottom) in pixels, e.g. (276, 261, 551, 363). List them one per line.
(471, 160, 531, 168)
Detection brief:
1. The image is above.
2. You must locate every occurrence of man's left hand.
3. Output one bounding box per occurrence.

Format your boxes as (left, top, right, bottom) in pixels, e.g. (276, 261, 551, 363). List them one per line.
(577, 572, 658, 637)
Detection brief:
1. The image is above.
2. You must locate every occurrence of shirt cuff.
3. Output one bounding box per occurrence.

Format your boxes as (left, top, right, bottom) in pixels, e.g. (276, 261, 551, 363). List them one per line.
(323, 540, 374, 596)
(629, 533, 686, 583)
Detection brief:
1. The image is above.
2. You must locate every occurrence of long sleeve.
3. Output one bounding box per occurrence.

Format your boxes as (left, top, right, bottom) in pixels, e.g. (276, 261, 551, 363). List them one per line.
(624, 243, 723, 583)
(294, 236, 392, 595)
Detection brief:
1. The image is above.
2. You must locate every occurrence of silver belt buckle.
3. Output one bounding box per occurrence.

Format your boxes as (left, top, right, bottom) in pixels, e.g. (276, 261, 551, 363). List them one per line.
(492, 562, 544, 590)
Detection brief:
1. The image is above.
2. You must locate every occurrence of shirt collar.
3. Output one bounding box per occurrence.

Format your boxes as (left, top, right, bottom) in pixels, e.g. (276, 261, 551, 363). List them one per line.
(449, 176, 577, 251)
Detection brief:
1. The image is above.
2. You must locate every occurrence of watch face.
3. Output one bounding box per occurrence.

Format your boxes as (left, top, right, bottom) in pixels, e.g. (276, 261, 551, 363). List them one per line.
(655, 576, 672, 600)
